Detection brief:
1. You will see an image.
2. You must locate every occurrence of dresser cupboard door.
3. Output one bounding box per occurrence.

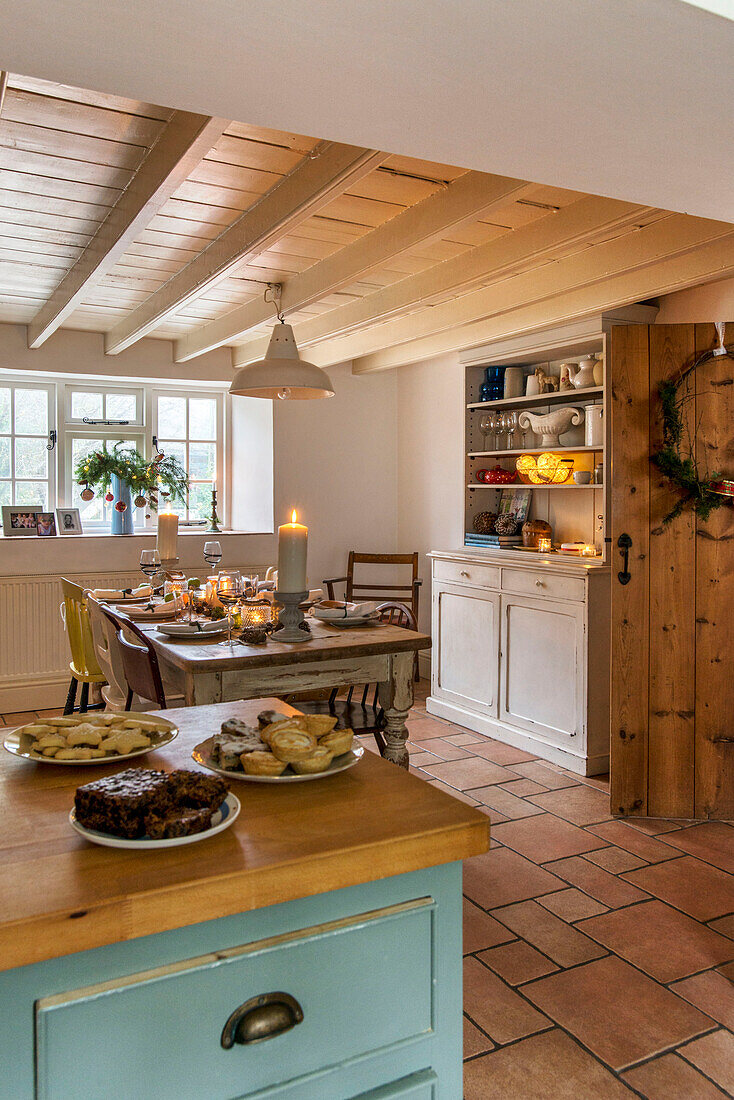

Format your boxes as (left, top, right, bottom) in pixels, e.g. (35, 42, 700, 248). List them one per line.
(500, 594, 585, 746)
(433, 583, 500, 716)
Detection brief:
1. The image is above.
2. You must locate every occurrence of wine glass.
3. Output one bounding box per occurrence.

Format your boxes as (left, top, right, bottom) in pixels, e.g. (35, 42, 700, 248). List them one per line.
(495, 412, 508, 450)
(139, 549, 162, 590)
(505, 412, 518, 450)
(479, 413, 491, 450)
(217, 570, 243, 647)
(243, 574, 260, 598)
(203, 541, 222, 572)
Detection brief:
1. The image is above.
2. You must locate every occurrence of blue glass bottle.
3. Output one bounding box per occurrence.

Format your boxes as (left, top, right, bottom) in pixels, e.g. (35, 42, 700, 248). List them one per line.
(480, 366, 506, 401)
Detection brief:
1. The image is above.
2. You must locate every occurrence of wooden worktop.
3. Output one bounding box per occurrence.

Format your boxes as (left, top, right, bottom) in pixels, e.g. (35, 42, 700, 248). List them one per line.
(0, 699, 487, 971)
(143, 619, 431, 673)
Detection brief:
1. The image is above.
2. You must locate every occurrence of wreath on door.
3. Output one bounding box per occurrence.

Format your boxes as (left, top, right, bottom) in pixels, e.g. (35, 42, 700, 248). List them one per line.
(652, 322, 734, 524)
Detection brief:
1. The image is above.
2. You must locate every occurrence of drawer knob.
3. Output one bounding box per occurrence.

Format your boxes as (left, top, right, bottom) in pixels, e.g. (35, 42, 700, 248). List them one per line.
(221, 992, 304, 1049)
(535, 580, 545, 587)
(460, 570, 470, 577)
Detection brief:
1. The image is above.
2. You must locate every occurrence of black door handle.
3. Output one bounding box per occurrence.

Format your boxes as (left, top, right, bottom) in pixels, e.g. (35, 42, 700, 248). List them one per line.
(617, 533, 632, 585)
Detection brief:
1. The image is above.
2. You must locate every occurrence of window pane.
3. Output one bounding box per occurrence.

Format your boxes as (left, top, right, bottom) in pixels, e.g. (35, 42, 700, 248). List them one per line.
(106, 392, 137, 421)
(188, 482, 212, 522)
(71, 391, 103, 421)
(0, 437, 9, 479)
(72, 437, 103, 471)
(14, 389, 47, 435)
(158, 440, 186, 466)
(189, 398, 216, 440)
(72, 480, 105, 524)
(158, 396, 186, 439)
(15, 481, 47, 508)
(15, 437, 48, 479)
(0, 389, 10, 434)
(0, 482, 11, 507)
(189, 441, 215, 480)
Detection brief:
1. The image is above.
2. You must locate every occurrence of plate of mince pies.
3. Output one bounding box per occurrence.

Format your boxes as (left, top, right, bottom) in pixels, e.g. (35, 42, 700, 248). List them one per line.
(3, 713, 178, 765)
(192, 710, 364, 783)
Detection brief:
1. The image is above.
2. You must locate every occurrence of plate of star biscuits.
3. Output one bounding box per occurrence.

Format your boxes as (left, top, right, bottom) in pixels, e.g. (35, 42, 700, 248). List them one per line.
(192, 710, 363, 783)
(3, 712, 178, 765)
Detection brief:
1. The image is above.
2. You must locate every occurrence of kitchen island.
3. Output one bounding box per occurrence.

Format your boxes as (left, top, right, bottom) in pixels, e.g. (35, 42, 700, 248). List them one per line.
(0, 699, 488, 1099)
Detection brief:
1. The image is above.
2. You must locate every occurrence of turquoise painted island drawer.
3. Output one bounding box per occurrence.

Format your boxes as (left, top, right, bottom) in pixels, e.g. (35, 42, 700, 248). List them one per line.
(35, 898, 435, 1100)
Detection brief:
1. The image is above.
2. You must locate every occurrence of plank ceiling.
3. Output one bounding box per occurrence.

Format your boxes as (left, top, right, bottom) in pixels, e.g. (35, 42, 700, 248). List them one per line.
(2, 72, 733, 373)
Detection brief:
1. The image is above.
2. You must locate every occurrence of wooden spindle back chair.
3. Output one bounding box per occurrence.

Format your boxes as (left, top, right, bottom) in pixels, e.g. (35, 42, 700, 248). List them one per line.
(99, 605, 168, 710)
(323, 552, 422, 681)
(292, 601, 417, 753)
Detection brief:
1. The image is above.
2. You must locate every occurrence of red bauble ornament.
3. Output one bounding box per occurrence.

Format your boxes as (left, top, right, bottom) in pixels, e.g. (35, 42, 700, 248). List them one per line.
(105, 491, 114, 502)
(114, 500, 127, 513)
(80, 487, 94, 502)
(134, 495, 147, 508)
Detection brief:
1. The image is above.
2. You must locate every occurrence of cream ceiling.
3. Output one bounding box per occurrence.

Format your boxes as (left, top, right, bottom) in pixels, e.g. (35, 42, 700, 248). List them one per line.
(1, 73, 733, 374)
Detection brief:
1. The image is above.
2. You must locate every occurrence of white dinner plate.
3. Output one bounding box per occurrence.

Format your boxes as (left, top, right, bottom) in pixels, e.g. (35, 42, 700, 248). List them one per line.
(69, 793, 240, 849)
(324, 616, 377, 628)
(3, 715, 178, 765)
(192, 738, 364, 783)
(156, 621, 229, 638)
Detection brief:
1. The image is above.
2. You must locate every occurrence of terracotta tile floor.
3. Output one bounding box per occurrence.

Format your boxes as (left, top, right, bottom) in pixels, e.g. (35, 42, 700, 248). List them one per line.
(4, 690, 733, 1097)
(366, 681, 734, 1099)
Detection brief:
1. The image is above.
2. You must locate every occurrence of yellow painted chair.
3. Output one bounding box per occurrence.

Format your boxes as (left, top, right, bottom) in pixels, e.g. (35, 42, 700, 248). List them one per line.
(59, 578, 107, 715)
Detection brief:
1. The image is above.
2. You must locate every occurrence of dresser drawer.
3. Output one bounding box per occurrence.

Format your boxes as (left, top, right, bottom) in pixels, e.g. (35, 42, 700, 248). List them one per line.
(36, 899, 434, 1100)
(501, 567, 586, 603)
(434, 559, 499, 589)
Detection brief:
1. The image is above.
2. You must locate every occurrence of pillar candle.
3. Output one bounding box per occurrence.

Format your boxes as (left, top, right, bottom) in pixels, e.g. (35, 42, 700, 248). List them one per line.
(277, 510, 308, 592)
(157, 509, 178, 561)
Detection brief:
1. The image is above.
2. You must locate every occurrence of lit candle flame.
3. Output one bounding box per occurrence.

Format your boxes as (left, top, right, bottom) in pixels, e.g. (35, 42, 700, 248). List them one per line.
(291, 509, 298, 525)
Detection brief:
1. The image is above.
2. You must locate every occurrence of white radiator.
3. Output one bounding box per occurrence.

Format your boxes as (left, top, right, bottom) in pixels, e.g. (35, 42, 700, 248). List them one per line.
(0, 564, 270, 712)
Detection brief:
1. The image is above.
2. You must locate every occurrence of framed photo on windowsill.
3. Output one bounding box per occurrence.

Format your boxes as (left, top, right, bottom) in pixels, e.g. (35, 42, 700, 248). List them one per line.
(56, 507, 83, 535)
(2, 507, 43, 537)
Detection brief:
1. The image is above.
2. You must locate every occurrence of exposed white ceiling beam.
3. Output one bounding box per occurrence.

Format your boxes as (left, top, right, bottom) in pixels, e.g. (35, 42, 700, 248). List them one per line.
(26, 113, 228, 349)
(0, 71, 8, 117)
(230, 195, 655, 368)
(104, 143, 387, 355)
(350, 229, 734, 373)
(175, 172, 533, 362)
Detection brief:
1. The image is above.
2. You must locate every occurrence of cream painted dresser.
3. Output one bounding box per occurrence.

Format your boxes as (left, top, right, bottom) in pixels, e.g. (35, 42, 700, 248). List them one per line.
(427, 549, 611, 775)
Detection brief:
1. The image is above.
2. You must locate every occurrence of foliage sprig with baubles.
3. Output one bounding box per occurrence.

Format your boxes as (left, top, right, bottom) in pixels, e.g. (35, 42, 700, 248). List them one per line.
(74, 441, 189, 513)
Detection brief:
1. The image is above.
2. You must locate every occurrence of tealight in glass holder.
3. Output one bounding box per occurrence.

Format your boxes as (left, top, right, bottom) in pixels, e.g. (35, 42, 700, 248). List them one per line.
(240, 599, 275, 629)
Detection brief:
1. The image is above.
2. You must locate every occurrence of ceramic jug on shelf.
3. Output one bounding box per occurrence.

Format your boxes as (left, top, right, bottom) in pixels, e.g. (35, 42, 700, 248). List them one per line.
(572, 356, 597, 390)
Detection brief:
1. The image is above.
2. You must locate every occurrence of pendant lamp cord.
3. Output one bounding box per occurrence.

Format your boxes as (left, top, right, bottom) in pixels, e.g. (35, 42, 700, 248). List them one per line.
(264, 282, 285, 323)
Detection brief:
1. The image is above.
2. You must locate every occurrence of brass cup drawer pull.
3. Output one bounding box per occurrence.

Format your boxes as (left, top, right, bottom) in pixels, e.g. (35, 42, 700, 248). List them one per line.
(221, 991, 304, 1049)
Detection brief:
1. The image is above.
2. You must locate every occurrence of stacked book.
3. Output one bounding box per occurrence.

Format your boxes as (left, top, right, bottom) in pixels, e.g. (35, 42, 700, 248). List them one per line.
(465, 532, 522, 548)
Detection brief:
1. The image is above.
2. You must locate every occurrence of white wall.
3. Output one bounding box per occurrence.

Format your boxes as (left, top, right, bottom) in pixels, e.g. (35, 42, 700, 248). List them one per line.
(273, 361, 399, 589)
(396, 353, 465, 636)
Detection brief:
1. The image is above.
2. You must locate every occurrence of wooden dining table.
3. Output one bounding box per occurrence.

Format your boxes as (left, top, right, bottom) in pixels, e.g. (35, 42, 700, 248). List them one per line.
(141, 618, 431, 768)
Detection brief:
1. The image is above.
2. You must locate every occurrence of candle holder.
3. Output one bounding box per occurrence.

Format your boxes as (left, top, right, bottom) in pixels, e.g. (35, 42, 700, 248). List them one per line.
(240, 598, 274, 628)
(273, 590, 310, 643)
(207, 487, 221, 534)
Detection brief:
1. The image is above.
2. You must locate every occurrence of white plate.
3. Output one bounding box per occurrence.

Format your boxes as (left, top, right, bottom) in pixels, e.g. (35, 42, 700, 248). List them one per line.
(3, 716, 178, 765)
(156, 621, 228, 638)
(69, 792, 240, 849)
(125, 603, 180, 622)
(192, 738, 364, 783)
(325, 616, 377, 628)
(95, 591, 157, 604)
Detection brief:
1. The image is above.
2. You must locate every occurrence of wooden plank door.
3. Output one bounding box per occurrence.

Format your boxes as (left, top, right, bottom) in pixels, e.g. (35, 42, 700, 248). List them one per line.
(610, 322, 734, 820)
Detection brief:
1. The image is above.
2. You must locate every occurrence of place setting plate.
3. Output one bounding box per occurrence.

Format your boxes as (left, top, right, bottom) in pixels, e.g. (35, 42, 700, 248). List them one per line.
(192, 738, 364, 783)
(69, 792, 241, 849)
(3, 715, 179, 766)
(155, 620, 229, 640)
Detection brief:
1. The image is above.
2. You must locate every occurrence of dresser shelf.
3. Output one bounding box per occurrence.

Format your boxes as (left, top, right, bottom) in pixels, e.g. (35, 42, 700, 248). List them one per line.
(466, 386, 603, 413)
(468, 445, 602, 458)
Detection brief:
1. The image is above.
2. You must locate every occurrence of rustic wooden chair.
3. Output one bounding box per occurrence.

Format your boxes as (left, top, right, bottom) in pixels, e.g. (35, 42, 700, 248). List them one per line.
(323, 552, 422, 680)
(99, 605, 168, 710)
(292, 601, 418, 753)
(59, 579, 107, 715)
(323, 551, 422, 619)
